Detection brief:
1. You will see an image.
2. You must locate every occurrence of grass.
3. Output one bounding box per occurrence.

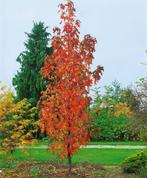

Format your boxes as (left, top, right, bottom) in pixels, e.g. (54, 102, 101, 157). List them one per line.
(74, 149, 147, 165)
(34, 140, 146, 146)
(0, 148, 146, 168)
(0, 140, 146, 173)
(0, 147, 146, 177)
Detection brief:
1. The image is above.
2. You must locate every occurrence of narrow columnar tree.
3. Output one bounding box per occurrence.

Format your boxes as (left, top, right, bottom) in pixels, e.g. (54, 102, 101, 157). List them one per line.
(39, 1, 103, 175)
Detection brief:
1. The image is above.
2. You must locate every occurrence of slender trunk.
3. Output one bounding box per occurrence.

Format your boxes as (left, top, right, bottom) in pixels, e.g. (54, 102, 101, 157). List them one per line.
(68, 152, 72, 177)
(67, 119, 72, 177)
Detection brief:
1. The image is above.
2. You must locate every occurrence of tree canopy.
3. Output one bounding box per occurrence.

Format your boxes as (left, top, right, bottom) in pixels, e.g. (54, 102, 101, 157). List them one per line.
(39, 1, 103, 175)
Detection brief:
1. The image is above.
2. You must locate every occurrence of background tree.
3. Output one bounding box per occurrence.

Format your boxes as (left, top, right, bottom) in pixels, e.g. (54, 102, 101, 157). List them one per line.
(39, 1, 103, 175)
(13, 22, 52, 106)
(91, 81, 139, 141)
(134, 78, 147, 141)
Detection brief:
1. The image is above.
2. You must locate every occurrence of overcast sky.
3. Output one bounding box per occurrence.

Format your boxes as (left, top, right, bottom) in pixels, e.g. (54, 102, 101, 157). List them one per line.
(0, 0, 147, 90)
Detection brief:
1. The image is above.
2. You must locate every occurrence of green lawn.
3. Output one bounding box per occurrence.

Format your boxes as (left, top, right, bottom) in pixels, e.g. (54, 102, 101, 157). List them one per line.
(74, 149, 147, 165)
(34, 140, 146, 146)
(1, 140, 146, 171)
(0, 148, 146, 170)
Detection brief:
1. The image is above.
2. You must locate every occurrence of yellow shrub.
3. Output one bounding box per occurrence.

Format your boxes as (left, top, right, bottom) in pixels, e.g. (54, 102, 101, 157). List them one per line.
(0, 82, 38, 153)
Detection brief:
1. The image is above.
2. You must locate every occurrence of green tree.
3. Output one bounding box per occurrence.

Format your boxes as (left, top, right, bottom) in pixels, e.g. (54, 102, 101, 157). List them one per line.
(91, 81, 139, 141)
(13, 22, 52, 106)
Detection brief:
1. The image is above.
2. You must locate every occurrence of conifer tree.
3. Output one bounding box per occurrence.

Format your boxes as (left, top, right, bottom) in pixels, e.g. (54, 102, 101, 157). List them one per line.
(13, 22, 52, 105)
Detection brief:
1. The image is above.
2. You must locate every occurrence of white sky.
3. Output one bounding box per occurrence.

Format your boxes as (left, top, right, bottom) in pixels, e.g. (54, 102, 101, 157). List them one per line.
(0, 0, 147, 90)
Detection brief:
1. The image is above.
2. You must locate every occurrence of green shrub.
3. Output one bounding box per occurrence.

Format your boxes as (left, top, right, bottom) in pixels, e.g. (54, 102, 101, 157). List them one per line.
(138, 168, 147, 178)
(140, 131, 147, 142)
(122, 151, 147, 174)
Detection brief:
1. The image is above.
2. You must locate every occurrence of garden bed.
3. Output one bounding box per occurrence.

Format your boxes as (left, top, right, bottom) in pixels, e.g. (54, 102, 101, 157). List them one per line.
(0, 162, 141, 178)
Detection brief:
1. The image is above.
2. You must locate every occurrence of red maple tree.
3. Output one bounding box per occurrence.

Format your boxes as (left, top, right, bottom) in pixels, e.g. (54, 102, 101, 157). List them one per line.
(39, 0, 103, 175)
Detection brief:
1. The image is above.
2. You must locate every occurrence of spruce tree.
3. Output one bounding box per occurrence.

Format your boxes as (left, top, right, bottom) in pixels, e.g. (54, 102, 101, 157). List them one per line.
(13, 22, 52, 106)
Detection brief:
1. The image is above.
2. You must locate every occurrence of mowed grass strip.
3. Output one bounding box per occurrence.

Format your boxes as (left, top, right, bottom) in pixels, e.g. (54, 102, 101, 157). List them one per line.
(34, 140, 146, 147)
(0, 148, 146, 167)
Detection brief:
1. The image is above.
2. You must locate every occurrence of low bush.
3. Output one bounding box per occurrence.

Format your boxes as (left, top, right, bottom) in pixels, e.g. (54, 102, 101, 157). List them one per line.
(122, 151, 147, 174)
(138, 168, 147, 178)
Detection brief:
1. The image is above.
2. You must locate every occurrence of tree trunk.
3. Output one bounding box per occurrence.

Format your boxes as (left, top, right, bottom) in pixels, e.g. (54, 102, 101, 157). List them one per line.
(68, 152, 72, 177)
(67, 116, 72, 177)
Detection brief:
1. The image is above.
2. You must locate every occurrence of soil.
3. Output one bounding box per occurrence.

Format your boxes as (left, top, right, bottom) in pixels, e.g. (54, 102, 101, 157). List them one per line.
(0, 162, 105, 178)
(0, 162, 143, 178)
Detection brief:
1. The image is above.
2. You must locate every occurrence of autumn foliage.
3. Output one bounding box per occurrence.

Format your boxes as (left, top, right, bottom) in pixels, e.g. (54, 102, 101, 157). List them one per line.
(39, 0, 103, 162)
(0, 82, 37, 154)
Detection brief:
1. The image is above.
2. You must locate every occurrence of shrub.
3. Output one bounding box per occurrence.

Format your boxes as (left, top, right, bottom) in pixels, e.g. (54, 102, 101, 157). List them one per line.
(138, 168, 147, 178)
(0, 83, 38, 154)
(122, 151, 147, 174)
(140, 130, 147, 142)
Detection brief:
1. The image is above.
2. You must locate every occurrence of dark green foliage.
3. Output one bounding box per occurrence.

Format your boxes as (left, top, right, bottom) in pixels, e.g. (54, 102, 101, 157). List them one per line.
(12, 22, 52, 139)
(13, 22, 52, 105)
(122, 152, 147, 174)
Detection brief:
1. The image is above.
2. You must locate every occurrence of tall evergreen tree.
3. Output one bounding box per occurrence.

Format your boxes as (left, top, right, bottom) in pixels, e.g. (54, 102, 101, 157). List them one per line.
(13, 22, 52, 105)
